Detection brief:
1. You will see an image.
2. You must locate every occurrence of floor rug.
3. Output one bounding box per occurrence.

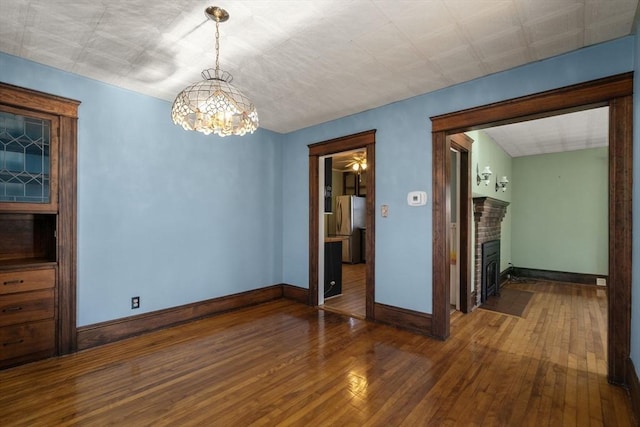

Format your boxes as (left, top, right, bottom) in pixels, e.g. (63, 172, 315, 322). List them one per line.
(479, 287, 534, 317)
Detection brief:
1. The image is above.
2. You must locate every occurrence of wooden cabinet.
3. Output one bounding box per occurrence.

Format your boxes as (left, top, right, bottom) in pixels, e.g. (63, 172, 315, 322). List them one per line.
(0, 83, 78, 368)
(343, 171, 366, 196)
(0, 268, 56, 362)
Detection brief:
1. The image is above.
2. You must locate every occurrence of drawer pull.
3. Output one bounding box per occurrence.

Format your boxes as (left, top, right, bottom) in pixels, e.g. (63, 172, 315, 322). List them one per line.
(3, 279, 24, 286)
(2, 306, 23, 313)
(3, 339, 24, 346)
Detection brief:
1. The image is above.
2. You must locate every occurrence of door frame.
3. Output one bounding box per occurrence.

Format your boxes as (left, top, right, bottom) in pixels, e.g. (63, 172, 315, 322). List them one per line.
(308, 130, 376, 319)
(449, 134, 473, 313)
(430, 72, 633, 386)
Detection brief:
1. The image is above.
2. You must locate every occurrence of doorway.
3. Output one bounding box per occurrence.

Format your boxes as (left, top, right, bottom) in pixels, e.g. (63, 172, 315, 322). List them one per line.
(308, 130, 376, 320)
(430, 73, 632, 386)
(449, 133, 473, 314)
(322, 149, 367, 318)
(450, 148, 460, 312)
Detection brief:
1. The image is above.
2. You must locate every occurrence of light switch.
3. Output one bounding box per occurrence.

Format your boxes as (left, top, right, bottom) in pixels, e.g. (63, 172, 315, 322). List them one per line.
(381, 204, 389, 217)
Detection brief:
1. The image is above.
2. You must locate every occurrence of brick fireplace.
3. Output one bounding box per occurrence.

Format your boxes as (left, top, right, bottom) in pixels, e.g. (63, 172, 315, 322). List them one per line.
(473, 197, 509, 307)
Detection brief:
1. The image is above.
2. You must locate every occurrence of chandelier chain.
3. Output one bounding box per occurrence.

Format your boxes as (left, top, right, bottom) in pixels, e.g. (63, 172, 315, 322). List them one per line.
(215, 20, 220, 77)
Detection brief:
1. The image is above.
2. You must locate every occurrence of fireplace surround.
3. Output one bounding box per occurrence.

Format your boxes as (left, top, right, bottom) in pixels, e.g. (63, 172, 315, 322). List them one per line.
(473, 197, 509, 307)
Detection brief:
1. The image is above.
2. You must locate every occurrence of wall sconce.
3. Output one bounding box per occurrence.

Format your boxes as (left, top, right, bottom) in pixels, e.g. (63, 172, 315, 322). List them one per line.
(476, 164, 492, 186)
(495, 176, 509, 192)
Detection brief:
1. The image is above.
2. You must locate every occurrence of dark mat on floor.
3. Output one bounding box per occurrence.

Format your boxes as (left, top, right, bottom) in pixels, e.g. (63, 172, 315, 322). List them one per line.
(480, 287, 534, 317)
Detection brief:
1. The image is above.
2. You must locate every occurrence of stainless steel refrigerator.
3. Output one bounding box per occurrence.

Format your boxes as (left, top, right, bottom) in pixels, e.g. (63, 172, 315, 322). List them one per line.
(335, 195, 365, 263)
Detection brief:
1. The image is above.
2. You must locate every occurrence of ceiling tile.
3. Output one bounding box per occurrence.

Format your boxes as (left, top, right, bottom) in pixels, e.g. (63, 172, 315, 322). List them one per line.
(353, 22, 411, 56)
(455, 2, 522, 40)
(0, 0, 636, 134)
(514, 0, 583, 24)
(412, 25, 468, 58)
(472, 27, 528, 60)
(431, 45, 482, 71)
(373, 0, 454, 39)
(531, 31, 583, 60)
(443, 64, 487, 85)
(482, 48, 530, 74)
(483, 107, 609, 157)
(584, 16, 637, 44)
(523, 8, 583, 45)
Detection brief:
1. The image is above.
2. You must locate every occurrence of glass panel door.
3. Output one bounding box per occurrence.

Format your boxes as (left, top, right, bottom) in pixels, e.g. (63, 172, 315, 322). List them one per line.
(0, 111, 51, 203)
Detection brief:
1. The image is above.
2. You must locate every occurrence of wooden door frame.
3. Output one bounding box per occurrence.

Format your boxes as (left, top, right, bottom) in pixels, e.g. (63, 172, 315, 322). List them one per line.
(308, 130, 376, 319)
(430, 73, 633, 386)
(449, 134, 473, 313)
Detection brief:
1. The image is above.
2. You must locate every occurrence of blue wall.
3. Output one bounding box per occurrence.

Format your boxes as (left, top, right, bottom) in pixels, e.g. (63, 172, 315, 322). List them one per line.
(0, 54, 284, 325)
(0, 32, 637, 369)
(283, 36, 635, 315)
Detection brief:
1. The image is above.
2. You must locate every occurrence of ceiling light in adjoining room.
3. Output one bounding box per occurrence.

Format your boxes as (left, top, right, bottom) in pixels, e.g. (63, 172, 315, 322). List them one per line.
(352, 160, 367, 172)
(172, 6, 258, 137)
(348, 153, 367, 173)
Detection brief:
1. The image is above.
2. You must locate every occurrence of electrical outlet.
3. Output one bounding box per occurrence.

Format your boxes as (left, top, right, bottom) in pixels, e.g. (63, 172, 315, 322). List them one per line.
(596, 278, 606, 287)
(131, 296, 140, 309)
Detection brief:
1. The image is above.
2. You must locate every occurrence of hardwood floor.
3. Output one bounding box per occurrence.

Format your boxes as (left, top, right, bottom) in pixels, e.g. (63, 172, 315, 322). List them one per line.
(323, 263, 366, 318)
(0, 281, 635, 426)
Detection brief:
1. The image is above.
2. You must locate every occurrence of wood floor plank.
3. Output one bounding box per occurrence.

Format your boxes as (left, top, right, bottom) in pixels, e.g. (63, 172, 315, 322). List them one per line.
(323, 263, 366, 318)
(0, 281, 635, 426)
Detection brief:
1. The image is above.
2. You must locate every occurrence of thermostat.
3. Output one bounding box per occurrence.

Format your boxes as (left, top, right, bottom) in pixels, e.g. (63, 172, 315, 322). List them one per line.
(407, 191, 427, 206)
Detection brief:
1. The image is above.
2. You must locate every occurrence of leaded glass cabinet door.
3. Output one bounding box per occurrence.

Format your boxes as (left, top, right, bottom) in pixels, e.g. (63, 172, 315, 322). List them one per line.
(0, 106, 58, 211)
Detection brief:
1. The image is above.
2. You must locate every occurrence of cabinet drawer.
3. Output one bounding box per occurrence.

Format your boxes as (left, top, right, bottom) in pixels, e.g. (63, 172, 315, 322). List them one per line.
(0, 269, 55, 295)
(0, 319, 55, 361)
(0, 290, 54, 327)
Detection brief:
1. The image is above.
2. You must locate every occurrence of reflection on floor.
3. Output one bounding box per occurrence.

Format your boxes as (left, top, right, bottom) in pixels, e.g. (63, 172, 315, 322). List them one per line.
(323, 263, 366, 318)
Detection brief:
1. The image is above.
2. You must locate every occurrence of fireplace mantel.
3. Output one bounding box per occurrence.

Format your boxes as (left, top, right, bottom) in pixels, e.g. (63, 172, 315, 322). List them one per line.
(473, 197, 509, 221)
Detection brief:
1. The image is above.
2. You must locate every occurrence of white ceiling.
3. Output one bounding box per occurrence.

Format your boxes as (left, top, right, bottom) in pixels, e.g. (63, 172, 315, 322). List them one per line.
(483, 106, 609, 157)
(0, 0, 636, 142)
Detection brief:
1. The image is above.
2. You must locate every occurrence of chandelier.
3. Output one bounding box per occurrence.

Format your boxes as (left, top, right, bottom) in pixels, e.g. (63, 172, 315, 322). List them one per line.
(171, 6, 259, 137)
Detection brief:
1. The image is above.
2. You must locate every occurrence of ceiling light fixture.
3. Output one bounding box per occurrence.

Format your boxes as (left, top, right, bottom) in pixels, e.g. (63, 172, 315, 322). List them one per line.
(351, 160, 367, 172)
(171, 6, 258, 137)
(347, 153, 367, 174)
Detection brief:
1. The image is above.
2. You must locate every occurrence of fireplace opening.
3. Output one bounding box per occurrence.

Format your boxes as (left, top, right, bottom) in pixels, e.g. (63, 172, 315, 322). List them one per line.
(481, 240, 500, 303)
(473, 197, 509, 307)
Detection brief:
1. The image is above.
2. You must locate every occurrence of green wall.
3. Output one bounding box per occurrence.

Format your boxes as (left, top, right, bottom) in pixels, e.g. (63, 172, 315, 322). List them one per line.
(511, 147, 609, 275)
(467, 130, 513, 277)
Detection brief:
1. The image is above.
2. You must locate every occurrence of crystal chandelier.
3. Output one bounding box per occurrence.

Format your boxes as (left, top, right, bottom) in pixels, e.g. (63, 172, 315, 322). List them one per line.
(172, 6, 258, 137)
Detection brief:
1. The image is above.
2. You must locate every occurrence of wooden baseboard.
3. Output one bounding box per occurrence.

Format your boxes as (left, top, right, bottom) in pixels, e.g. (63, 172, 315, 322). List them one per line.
(510, 267, 607, 286)
(77, 285, 294, 350)
(500, 268, 511, 287)
(374, 303, 432, 336)
(282, 284, 309, 304)
(628, 358, 640, 425)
